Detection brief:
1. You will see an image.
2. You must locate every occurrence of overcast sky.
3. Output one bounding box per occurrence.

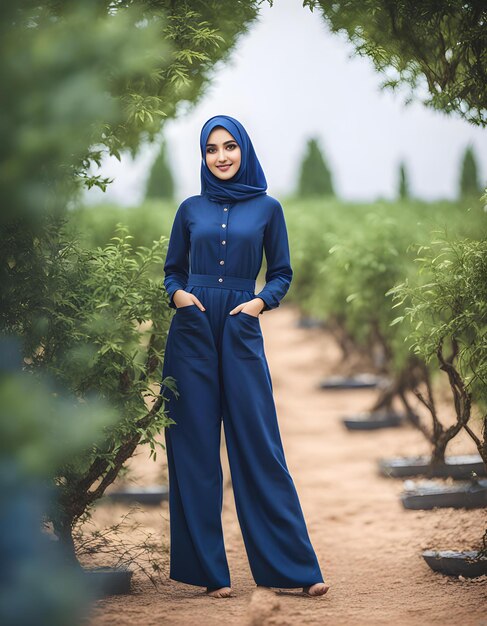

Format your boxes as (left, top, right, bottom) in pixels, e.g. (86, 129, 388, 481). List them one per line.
(83, 0, 487, 207)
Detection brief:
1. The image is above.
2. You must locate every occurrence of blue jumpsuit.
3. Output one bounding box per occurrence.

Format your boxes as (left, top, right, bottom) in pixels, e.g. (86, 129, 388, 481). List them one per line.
(160, 191, 325, 589)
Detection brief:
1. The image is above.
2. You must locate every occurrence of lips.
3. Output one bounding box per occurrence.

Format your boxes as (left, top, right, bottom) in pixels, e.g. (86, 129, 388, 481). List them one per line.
(217, 164, 231, 170)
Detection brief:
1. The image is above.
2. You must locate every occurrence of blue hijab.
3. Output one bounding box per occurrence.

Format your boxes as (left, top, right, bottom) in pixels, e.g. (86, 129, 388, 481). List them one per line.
(200, 114, 268, 203)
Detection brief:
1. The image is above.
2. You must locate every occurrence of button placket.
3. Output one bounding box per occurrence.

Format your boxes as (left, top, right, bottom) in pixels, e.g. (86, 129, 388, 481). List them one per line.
(218, 204, 230, 283)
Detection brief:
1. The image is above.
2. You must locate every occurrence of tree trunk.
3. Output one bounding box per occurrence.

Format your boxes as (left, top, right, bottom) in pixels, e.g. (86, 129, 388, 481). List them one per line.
(51, 510, 82, 569)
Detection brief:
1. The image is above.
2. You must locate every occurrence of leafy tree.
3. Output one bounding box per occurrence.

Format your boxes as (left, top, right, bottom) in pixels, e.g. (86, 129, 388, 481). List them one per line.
(459, 144, 483, 198)
(387, 232, 487, 466)
(145, 137, 175, 200)
(317, 212, 432, 424)
(398, 160, 410, 200)
(3, 217, 176, 560)
(304, 0, 487, 127)
(297, 137, 336, 197)
(1, 0, 267, 230)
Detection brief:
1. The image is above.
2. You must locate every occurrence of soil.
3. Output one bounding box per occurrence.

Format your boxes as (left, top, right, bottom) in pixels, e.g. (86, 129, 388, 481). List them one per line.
(83, 304, 487, 626)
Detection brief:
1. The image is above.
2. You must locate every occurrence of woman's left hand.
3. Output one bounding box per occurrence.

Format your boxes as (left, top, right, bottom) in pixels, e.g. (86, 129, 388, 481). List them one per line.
(229, 298, 265, 317)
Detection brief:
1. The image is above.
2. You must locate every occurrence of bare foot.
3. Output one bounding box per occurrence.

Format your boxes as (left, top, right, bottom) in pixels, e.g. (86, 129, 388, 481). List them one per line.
(302, 582, 330, 596)
(206, 586, 232, 598)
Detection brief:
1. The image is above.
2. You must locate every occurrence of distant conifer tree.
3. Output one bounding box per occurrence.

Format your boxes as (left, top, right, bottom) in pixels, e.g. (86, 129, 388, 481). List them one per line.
(297, 138, 335, 198)
(398, 160, 410, 200)
(459, 145, 482, 199)
(145, 138, 174, 200)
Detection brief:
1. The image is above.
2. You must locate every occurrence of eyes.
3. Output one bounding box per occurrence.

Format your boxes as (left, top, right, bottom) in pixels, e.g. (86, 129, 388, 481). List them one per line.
(206, 143, 238, 154)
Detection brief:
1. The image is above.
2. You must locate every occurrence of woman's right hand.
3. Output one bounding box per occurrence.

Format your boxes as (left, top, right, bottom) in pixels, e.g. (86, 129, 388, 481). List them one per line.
(173, 289, 206, 311)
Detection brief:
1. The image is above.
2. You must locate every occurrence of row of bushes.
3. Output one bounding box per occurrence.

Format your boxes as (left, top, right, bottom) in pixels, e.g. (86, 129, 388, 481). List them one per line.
(71, 196, 486, 452)
(70, 195, 486, 427)
(285, 193, 486, 486)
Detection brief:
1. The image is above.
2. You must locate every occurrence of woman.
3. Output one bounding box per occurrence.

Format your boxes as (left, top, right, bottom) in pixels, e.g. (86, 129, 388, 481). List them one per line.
(160, 114, 329, 599)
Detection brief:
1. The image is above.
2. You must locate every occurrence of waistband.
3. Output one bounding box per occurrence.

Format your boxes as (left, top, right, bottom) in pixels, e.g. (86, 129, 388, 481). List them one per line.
(187, 273, 256, 292)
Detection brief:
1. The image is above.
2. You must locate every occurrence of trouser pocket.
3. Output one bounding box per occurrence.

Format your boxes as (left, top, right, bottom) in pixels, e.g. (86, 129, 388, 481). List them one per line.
(227, 312, 265, 360)
(170, 305, 213, 359)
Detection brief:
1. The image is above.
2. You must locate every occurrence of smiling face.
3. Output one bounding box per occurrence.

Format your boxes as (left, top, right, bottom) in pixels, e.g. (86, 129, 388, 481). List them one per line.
(205, 127, 241, 180)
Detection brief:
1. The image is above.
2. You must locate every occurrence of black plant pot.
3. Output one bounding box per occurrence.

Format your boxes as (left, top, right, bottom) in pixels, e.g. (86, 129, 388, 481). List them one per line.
(401, 478, 487, 510)
(83, 566, 133, 597)
(102, 485, 169, 505)
(422, 550, 487, 578)
(342, 410, 405, 430)
(318, 373, 386, 390)
(378, 454, 487, 479)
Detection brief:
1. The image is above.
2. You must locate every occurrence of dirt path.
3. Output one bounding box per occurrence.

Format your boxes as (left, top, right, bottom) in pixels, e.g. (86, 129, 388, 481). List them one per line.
(86, 304, 487, 626)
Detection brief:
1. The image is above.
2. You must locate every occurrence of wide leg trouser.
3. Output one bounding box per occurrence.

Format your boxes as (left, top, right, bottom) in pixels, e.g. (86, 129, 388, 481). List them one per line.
(160, 281, 324, 589)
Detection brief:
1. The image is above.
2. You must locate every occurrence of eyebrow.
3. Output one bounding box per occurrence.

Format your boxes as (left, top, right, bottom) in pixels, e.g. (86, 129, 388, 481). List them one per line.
(206, 140, 237, 147)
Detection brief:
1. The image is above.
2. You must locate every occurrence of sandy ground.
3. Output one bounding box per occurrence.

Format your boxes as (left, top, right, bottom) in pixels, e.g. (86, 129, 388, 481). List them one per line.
(84, 304, 487, 626)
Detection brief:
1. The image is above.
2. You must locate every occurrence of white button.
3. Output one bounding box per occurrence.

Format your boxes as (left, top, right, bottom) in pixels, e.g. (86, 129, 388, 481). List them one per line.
(218, 278, 223, 283)
(220, 260, 224, 265)
(224, 207, 228, 211)
(221, 223, 226, 228)
(222, 240, 226, 244)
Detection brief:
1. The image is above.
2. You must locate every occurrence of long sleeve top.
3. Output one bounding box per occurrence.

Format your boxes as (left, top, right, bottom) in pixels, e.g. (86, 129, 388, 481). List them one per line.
(163, 193, 293, 314)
